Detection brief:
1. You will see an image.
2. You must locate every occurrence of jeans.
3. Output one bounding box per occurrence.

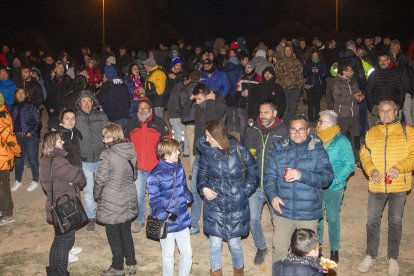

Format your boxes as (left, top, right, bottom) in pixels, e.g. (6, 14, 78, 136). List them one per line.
(249, 187, 271, 250)
(190, 155, 201, 229)
(366, 191, 407, 259)
(338, 117, 360, 163)
(49, 230, 75, 275)
(186, 125, 195, 165)
(236, 107, 248, 144)
(317, 189, 344, 251)
(111, 118, 129, 129)
(283, 89, 301, 123)
(272, 215, 318, 262)
(306, 85, 324, 123)
(82, 162, 99, 219)
(105, 221, 136, 270)
(135, 170, 150, 224)
(160, 228, 192, 276)
(403, 93, 414, 126)
(0, 171, 12, 216)
(169, 118, 190, 155)
(14, 135, 39, 182)
(209, 236, 244, 271)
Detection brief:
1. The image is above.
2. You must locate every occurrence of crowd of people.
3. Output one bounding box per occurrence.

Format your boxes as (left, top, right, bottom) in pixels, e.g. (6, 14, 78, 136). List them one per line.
(0, 34, 413, 276)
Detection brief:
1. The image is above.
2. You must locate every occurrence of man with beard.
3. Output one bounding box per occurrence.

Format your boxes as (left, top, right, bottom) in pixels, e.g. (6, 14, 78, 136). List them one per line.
(21, 66, 44, 109)
(124, 98, 170, 233)
(246, 100, 289, 265)
(200, 59, 230, 98)
(248, 66, 286, 123)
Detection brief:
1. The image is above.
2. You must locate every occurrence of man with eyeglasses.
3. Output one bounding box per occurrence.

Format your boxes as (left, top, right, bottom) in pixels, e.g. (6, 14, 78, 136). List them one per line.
(264, 115, 334, 262)
(124, 98, 170, 233)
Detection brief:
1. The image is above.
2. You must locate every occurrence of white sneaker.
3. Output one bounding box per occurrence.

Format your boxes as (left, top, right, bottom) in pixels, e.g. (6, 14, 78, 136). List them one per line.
(70, 246, 82, 255)
(388, 258, 399, 276)
(11, 181, 22, 192)
(68, 252, 79, 263)
(26, 181, 39, 192)
(358, 255, 376, 273)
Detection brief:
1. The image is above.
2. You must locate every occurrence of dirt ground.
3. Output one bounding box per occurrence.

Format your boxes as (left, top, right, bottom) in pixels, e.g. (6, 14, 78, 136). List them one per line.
(1, 99, 414, 276)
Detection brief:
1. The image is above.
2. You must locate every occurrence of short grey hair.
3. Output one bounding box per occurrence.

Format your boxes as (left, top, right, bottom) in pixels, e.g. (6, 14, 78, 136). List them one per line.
(378, 100, 398, 112)
(319, 110, 338, 125)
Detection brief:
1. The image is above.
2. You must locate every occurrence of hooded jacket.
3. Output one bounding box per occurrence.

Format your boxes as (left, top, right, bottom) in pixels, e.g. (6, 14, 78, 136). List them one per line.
(94, 141, 138, 224)
(275, 56, 304, 90)
(148, 160, 193, 233)
(197, 136, 258, 239)
(264, 135, 334, 220)
(251, 50, 273, 76)
(0, 105, 21, 170)
(75, 90, 109, 163)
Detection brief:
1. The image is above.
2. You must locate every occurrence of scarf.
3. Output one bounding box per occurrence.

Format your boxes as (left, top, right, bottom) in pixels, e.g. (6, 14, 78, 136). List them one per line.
(129, 74, 143, 101)
(316, 125, 340, 143)
(285, 254, 324, 273)
(311, 57, 320, 63)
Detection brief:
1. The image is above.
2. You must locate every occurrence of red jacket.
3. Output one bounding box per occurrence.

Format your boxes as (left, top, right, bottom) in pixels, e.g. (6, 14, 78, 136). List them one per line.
(86, 67, 104, 86)
(0, 53, 7, 68)
(124, 115, 170, 171)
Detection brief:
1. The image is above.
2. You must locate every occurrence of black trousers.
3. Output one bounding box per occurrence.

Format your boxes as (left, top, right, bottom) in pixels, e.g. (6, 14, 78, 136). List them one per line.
(307, 86, 324, 123)
(338, 116, 360, 162)
(0, 170, 13, 216)
(105, 220, 136, 270)
(48, 229, 75, 276)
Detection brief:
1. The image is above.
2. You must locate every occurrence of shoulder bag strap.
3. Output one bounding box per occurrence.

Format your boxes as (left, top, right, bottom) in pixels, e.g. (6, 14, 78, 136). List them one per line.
(50, 157, 54, 207)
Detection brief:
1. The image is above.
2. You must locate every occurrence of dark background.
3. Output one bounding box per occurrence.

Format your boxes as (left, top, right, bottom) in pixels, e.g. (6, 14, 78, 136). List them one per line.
(1, 0, 413, 53)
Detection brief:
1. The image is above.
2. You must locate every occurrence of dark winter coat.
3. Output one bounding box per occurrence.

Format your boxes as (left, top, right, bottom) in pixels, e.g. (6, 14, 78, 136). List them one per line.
(10, 102, 40, 136)
(98, 78, 130, 122)
(235, 72, 262, 109)
(75, 90, 109, 163)
(45, 75, 73, 118)
(304, 59, 327, 87)
(94, 141, 138, 225)
(365, 65, 404, 111)
(264, 135, 334, 220)
(167, 81, 185, 119)
(22, 78, 44, 108)
(339, 49, 367, 91)
(223, 61, 244, 107)
(197, 137, 258, 239)
(331, 75, 360, 118)
(273, 254, 324, 276)
(39, 148, 86, 224)
(403, 59, 414, 95)
(148, 160, 193, 233)
(55, 124, 83, 167)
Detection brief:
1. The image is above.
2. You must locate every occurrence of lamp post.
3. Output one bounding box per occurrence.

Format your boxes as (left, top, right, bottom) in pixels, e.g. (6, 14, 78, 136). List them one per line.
(336, 0, 339, 31)
(102, 0, 105, 47)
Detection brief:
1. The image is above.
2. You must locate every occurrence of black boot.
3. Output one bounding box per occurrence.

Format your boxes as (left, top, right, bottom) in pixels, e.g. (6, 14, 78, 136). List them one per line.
(330, 250, 339, 263)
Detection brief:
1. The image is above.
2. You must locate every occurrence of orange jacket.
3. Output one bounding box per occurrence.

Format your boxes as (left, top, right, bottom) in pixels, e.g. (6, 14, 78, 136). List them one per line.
(0, 105, 21, 170)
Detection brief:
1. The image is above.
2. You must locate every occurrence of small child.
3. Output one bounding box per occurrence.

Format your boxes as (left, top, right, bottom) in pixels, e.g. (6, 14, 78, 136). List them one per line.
(273, 228, 325, 276)
(147, 138, 193, 276)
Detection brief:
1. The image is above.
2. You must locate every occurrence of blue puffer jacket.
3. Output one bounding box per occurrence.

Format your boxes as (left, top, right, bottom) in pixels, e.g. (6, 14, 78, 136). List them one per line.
(0, 79, 16, 108)
(197, 136, 258, 239)
(147, 160, 193, 233)
(201, 69, 230, 98)
(322, 133, 355, 191)
(223, 62, 243, 97)
(10, 102, 41, 135)
(264, 135, 333, 220)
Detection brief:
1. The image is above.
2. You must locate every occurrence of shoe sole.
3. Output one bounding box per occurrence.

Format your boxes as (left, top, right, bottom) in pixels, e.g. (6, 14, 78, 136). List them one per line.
(0, 219, 15, 226)
(70, 248, 82, 255)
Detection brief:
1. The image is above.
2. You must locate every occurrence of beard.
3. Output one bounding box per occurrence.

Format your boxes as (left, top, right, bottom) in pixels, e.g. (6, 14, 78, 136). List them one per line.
(138, 113, 151, 122)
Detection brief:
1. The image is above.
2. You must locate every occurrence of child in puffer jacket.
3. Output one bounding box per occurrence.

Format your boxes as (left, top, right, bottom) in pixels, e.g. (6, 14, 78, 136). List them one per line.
(147, 138, 193, 276)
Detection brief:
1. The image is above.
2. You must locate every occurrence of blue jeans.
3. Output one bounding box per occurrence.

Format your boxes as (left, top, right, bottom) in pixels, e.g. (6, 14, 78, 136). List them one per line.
(15, 135, 39, 182)
(169, 118, 190, 155)
(209, 236, 244, 271)
(160, 228, 192, 276)
(249, 187, 271, 250)
(135, 170, 150, 224)
(317, 189, 344, 251)
(82, 162, 99, 219)
(190, 155, 201, 229)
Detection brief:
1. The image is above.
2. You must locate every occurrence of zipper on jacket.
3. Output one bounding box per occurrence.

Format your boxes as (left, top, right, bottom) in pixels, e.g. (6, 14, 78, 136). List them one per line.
(384, 126, 388, 194)
(347, 81, 354, 117)
(260, 130, 270, 187)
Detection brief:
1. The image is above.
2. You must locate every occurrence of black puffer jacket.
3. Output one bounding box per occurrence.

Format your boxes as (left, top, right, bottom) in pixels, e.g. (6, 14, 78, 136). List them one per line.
(197, 136, 258, 239)
(366, 65, 404, 111)
(403, 58, 414, 95)
(94, 141, 138, 225)
(45, 74, 73, 118)
(98, 78, 130, 122)
(22, 78, 44, 108)
(339, 49, 367, 91)
(55, 124, 83, 167)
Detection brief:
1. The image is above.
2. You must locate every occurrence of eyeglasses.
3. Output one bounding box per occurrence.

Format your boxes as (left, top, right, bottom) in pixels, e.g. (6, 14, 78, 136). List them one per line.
(317, 120, 332, 125)
(289, 128, 307, 134)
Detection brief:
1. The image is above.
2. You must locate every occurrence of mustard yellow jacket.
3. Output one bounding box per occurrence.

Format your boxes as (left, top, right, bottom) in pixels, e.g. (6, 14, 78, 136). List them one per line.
(360, 121, 414, 193)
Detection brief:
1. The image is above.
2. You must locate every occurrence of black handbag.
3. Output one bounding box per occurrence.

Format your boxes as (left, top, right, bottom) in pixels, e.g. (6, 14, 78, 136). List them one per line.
(50, 158, 88, 235)
(146, 171, 177, 241)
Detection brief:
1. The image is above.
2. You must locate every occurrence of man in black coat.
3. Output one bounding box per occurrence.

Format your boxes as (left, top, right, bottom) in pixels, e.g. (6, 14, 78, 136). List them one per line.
(21, 66, 44, 109)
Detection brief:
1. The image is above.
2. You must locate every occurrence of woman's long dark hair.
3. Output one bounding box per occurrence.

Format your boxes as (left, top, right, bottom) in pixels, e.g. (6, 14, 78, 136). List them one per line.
(205, 120, 231, 155)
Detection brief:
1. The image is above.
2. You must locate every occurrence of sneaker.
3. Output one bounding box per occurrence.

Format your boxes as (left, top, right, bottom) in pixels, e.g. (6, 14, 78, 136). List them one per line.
(126, 265, 137, 275)
(11, 181, 22, 192)
(101, 266, 125, 276)
(26, 181, 39, 192)
(358, 255, 376, 273)
(87, 219, 96, 232)
(388, 258, 399, 276)
(254, 248, 268, 265)
(68, 252, 79, 263)
(189, 226, 200, 235)
(131, 222, 144, 233)
(70, 246, 82, 255)
(0, 215, 15, 225)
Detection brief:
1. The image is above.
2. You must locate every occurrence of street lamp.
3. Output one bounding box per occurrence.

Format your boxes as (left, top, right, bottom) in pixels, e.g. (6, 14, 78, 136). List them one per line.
(102, 0, 105, 47)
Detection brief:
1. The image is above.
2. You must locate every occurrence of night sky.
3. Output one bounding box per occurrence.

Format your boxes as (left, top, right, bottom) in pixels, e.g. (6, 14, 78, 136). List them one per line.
(1, 0, 413, 53)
